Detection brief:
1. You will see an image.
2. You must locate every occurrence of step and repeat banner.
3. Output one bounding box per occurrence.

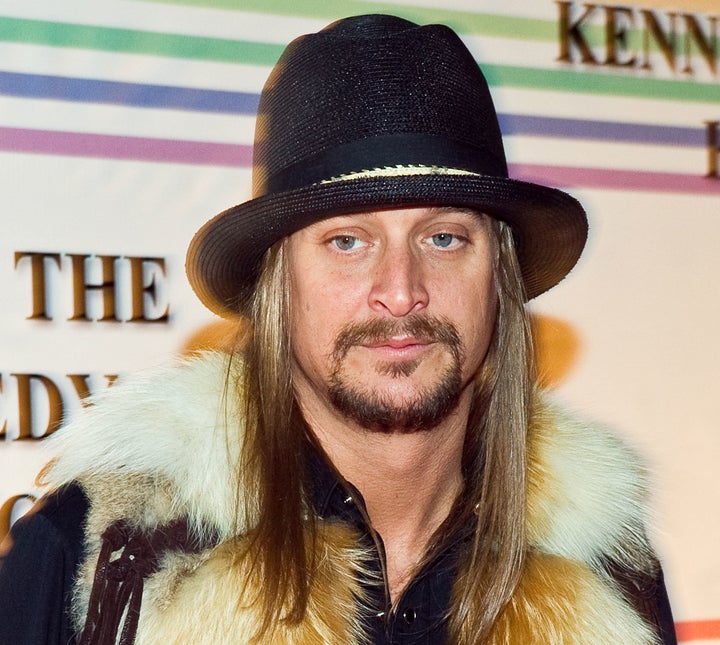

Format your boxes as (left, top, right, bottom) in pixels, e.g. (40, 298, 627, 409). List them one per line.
(1, 0, 718, 641)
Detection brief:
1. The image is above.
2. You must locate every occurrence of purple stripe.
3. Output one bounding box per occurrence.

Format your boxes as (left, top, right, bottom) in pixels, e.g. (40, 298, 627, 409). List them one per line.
(0, 127, 252, 166)
(1, 127, 717, 193)
(0, 71, 259, 114)
(0, 72, 707, 147)
(499, 114, 704, 147)
(510, 163, 720, 195)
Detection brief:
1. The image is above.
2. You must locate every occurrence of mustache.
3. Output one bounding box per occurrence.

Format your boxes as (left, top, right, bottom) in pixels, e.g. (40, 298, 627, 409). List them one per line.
(332, 315, 463, 362)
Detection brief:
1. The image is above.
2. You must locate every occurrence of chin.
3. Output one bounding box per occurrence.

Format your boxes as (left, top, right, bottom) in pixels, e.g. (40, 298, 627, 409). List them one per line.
(328, 368, 463, 433)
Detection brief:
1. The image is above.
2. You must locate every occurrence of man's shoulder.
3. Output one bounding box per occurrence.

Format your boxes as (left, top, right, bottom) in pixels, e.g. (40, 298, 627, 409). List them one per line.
(44, 351, 238, 481)
(526, 393, 654, 572)
(0, 483, 89, 587)
(31, 483, 90, 534)
(5, 483, 88, 549)
(39, 351, 245, 540)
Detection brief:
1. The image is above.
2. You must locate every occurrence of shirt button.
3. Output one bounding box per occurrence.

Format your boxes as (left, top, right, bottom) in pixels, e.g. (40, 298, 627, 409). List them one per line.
(402, 608, 416, 624)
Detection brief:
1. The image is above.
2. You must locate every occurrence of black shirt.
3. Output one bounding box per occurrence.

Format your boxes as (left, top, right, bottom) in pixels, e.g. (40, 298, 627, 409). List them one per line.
(0, 483, 88, 645)
(305, 443, 459, 643)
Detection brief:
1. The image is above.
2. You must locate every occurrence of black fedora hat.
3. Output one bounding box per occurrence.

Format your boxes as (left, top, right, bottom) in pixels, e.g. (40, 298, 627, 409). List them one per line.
(187, 14, 588, 317)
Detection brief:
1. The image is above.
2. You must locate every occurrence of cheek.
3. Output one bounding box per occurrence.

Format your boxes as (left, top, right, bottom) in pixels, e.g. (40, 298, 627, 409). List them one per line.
(289, 274, 354, 374)
(449, 275, 498, 372)
(291, 263, 369, 329)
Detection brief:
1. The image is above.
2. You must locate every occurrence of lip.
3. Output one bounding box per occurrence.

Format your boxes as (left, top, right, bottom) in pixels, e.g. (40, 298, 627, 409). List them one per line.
(361, 336, 435, 357)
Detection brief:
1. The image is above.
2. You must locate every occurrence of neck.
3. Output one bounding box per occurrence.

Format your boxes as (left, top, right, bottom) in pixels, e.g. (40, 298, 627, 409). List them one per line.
(299, 386, 472, 601)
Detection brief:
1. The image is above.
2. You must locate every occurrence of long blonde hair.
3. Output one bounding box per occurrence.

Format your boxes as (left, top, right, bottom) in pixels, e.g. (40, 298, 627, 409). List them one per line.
(449, 219, 534, 643)
(234, 218, 534, 643)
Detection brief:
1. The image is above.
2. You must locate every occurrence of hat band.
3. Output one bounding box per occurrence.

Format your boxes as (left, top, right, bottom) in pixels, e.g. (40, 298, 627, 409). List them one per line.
(319, 165, 481, 183)
(261, 132, 507, 196)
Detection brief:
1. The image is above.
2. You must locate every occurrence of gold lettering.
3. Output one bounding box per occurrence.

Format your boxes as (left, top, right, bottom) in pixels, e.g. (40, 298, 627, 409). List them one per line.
(13, 252, 61, 320)
(557, 1, 599, 64)
(67, 373, 118, 405)
(1, 373, 119, 440)
(0, 375, 6, 438)
(683, 15, 717, 75)
(640, 10, 678, 71)
(558, 3, 719, 77)
(604, 5, 636, 66)
(13, 373, 64, 439)
(17, 252, 170, 323)
(68, 254, 118, 322)
(127, 257, 170, 322)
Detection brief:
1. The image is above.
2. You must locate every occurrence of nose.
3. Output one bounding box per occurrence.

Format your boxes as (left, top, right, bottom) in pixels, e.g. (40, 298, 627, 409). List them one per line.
(368, 244, 429, 317)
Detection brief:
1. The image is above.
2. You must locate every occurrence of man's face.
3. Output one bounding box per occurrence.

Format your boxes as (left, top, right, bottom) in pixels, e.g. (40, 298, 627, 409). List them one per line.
(286, 206, 498, 433)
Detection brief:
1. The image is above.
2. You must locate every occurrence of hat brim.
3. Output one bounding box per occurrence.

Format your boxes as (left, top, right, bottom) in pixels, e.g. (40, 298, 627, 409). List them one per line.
(186, 173, 588, 317)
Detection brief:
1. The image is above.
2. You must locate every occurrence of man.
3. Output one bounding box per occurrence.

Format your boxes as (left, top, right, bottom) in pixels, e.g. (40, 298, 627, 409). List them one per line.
(0, 14, 675, 644)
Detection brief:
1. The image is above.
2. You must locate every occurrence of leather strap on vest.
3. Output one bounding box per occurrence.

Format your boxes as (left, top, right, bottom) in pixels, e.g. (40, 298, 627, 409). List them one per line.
(79, 519, 216, 645)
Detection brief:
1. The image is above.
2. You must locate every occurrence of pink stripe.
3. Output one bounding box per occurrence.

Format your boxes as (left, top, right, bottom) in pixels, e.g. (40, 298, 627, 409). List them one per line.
(511, 163, 720, 195)
(1, 128, 718, 194)
(0, 127, 252, 167)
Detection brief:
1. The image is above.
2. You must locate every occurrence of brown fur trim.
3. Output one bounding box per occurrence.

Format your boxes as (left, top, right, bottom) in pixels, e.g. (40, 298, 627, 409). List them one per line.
(487, 552, 660, 644)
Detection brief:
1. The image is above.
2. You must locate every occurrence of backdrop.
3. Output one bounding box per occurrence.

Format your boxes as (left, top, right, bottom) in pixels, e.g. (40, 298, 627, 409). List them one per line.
(1, 1, 718, 641)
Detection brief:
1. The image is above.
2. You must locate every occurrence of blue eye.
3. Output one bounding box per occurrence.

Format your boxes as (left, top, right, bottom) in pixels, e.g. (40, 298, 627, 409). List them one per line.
(431, 233, 455, 248)
(332, 235, 359, 251)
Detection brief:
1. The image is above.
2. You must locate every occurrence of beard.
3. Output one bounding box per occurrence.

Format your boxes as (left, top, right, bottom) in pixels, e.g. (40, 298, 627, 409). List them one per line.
(327, 315, 464, 433)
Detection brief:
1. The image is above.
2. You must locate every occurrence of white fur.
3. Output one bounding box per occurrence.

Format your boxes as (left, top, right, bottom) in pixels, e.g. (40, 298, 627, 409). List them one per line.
(526, 397, 652, 570)
(40, 352, 658, 643)
(46, 352, 651, 568)
(44, 352, 245, 539)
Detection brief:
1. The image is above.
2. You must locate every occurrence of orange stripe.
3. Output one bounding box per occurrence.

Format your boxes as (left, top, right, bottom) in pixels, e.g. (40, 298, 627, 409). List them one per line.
(676, 620, 720, 641)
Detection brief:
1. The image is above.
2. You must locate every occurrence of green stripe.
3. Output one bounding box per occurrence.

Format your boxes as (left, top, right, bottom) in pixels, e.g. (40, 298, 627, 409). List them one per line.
(2, 16, 717, 104)
(133, 0, 716, 59)
(128, 0, 560, 41)
(0, 16, 285, 66)
(485, 64, 720, 104)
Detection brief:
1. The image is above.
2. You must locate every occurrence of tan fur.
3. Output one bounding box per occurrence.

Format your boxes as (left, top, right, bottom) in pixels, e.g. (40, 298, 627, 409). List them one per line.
(41, 352, 660, 643)
(487, 552, 658, 644)
(134, 523, 370, 645)
(69, 472, 181, 632)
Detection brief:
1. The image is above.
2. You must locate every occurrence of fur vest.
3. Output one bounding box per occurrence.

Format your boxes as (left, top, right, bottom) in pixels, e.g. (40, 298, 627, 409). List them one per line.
(43, 351, 661, 644)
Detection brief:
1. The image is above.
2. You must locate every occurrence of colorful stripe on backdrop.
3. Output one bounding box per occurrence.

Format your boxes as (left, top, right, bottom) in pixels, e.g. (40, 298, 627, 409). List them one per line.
(676, 619, 720, 642)
(2, 124, 716, 195)
(0, 71, 260, 114)
(0, 17, 284, 65)
(3, 17, 720, 103)
(0, 70, 711, 143)
(0, 126, 252, 167)
(1, 13, 718, 194)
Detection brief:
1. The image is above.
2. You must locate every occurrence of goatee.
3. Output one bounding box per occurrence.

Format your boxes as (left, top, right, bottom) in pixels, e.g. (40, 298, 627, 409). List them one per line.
(328, 315, 464, 432)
